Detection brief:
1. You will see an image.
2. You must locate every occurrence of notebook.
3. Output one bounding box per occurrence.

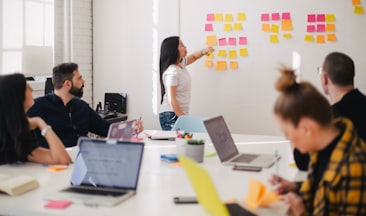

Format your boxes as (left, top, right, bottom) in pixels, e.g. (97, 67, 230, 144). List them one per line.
(179, 155, 256, 216)
(107, 120, 136, 140)
(204, 116, 278, 168)
(44, 137, 144, 207)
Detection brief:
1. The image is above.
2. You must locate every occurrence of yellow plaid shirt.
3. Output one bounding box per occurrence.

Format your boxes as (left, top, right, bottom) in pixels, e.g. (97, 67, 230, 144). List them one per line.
(300, 118, 366, 216)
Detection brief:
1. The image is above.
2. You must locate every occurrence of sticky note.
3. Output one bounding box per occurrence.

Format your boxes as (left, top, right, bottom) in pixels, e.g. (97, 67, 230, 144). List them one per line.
(228, 37, 237, 45)
(317, 14, 326, 22)
(218, 38, 227, 46)
(326, 24, 335, 32)
(237, 12, 246, 21)
(307, 25, 316, 33)
(206, 36, 217, 46)
(244, 178, 279, 209)
(281, 20, 292, 31)
(229, 50, 237, 59)
(239, 37, 247, 45)
(207, 52, 214, 58)
(326, 14, 335, 22)
(269, 35, 279, 43)
(218, 50, 227, 57)
(225, 14, 233, 22)
(207, 13, 215, 21)
(282, 12, 291, 20)
(224, 23, 232, 31)
(271, 13, 280, 21)
(44, 200, 72, 209)
(353, 0, 361, 5)
(229, 61, 238, 69)
(283, 33, 292, 38)
(205, 24, 213, 32)
(262, 23, 270, 32)
(205, 60, 213, 67)
(304, 35, 314, 42)
(308, 14, 316, 22)
(215, 13, 223, 21)
(354, 6, 364, 14)
(270, 24, 279, 33)
(216, 61, 227, 71)
(316, 35, 326, 44)
(317, 24, 326, 32)
(261, 13, 270, 21)
(239, 48, 248, 57)
(46, 165, 68, 171)
(233, 23, 243, 31)
(327, 34, 337, 42)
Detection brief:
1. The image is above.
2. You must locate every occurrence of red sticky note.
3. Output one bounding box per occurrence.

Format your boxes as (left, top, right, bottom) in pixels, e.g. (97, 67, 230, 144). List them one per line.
(317, 14, 325, 22)
(205, 23, 213, 31)
(207, 13, 214, 21)
(308, 14, 316, 22)
(282, 12, 291, 20)
(271, 13, 280, 21)
(239, 37, 247, 45)
(44, 200, 72, 209)
(307, 25, 316, 33)
(261, 13, 270, 21)
(317, 24, 326, 32)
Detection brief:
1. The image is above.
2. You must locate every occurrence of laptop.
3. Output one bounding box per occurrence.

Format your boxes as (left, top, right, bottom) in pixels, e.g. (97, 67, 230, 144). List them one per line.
(107, 120, 136, 140)
(44, 137, 144, 207)
(204, 116, 278, 168)
(179, 155, 256, 216)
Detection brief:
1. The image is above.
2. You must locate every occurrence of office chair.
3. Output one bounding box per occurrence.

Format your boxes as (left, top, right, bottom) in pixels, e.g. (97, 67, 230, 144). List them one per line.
(44, 77, 54, 95)
(171, 115, 209, 133)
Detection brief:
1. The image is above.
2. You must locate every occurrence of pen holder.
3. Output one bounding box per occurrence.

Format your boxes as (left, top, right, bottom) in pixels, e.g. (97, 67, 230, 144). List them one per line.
(176, 139, 204, 163)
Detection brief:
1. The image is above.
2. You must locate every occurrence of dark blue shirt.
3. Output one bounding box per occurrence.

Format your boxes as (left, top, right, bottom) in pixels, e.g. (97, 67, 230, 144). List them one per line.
(27, 93, 110, 148)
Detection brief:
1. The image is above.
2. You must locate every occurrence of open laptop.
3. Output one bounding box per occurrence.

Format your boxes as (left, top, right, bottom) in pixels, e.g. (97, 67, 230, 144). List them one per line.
(44, 137, 144, 207)
(204, 116, 278, 168)
(179, 155, 256, 216)
(107, 120, 136, 140)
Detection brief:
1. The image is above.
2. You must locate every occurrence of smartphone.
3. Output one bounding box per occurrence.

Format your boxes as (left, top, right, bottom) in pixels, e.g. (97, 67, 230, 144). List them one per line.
(173, 196, 198, 204)
(232, 165, 262, 172)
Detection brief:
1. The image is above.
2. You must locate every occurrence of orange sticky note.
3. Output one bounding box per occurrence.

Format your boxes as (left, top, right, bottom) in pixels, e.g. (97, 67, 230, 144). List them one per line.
(316, 35, 325, 44)
(216, 61, 227, 71)
(353, 0, 361, 5)
(205, 60, 213, 67)
(326, 24, 335, 32)
(262, 23, 270, 32)
(281, 20, 293, 31)
(244, 178, 279, 209)
(229, 61, 238, 69)
(206, 36, 217, 46)
(327, 34, 337, 42)
(46, 165, 68, 171)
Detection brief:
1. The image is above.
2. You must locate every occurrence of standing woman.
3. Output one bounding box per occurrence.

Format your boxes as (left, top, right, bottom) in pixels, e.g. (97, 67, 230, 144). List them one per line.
(159, 36, 214, 130)
(0, 73, 71, 165)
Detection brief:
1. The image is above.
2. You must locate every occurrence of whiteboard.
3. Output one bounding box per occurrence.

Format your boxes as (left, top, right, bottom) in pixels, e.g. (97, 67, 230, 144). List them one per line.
(179, 0, 366, 135)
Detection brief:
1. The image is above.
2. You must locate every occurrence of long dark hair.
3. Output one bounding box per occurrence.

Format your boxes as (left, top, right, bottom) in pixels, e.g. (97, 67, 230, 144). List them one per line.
(0, 73, 29, 160)
(159, 36, 180, 104)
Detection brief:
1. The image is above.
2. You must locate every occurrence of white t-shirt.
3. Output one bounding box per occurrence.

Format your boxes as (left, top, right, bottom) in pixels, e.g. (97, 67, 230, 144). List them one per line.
(159, 57, 191, 114)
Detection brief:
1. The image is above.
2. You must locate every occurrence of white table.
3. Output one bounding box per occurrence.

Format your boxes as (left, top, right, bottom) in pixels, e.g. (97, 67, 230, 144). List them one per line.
(0, 131, 306, 216)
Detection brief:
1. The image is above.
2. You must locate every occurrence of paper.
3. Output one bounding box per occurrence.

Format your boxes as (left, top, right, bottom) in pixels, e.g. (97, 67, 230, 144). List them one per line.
(229, 61, 238, 69)
(353, 0, 361, 5)
(270, 24, 279, 33)
(205, 24, 213, 32)
(218, 38, 227, 46)
(262, 23, 270, 32)
(216, 61, 227, 71)
(244, 178, 279, 209)
(239, 48, 248, 57)
(316, 35, 325, 44)
(229, 50, 237, 59)
(225, 14, 233, 22)
(354, 6, 364, 14)
(307, 25, 316, 33)
(237, 12, 246, 21)
(317, 14, 325, 22)
(326, 14, 335, 22)
(205, 60, 213, 67)
(239, 37, 247, 45)
(207, 13, 215, 21)
(215, 13, 223, 21)
(304, 35, 314, 42)
(206, 36, 217, 46)
(233, 23, 243, 30)
(326, 24, 335, 32)
(224, 23, 232, 31)
(228, 37, 236, 45)
(46, 165, 68, 171)
(271, 13, 280, 21)
(261, 13, 270, 21)
(218, 50, 227, 57)
(327, 34, 337, 42)
(317, 24, 326, 32)
(282, 12, 291, 20)
(283, 33, 292, 38)
(308, 14, 316, 22)
(281, 20, 292, 31)
(269, 35, 279, 43)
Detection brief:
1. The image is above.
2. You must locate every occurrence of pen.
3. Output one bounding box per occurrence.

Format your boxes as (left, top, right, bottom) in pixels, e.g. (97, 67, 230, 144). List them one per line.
(136, 115, 142, 138)
(274, 150, 279, 188)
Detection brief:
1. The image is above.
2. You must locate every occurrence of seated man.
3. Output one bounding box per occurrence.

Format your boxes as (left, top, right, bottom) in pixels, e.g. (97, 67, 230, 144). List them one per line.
(294, 52, 366, 170)
(27, 62, 143, 148)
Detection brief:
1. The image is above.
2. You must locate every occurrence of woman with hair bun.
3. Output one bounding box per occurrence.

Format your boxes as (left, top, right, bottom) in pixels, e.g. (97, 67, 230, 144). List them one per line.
(269, 66, 366, 216)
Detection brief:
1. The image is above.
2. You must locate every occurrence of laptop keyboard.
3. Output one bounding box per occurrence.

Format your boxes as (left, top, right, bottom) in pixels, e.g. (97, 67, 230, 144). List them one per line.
(63, 187, 127, 197)
(232, 154, 258, 163)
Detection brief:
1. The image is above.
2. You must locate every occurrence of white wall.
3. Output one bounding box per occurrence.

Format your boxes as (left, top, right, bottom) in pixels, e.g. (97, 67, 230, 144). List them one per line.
(93, 0, 366, 135)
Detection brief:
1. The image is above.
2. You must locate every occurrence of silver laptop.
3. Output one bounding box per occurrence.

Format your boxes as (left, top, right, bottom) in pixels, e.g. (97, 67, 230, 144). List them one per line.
(204, 116, 277, 168)
(44, 137, 144, 207)
(107, 120, 136, 140)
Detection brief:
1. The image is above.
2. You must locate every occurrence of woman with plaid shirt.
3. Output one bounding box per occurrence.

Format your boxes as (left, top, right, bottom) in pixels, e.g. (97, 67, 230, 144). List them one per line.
(270, 66, 366, 216)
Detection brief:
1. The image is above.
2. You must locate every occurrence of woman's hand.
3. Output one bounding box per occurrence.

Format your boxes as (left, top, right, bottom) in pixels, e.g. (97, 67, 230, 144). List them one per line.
(133, 119, 144, 135)
(202, 46, 215, 56)
(281, 192, 306, 216)
(269, 174, 299, 194)
(27, 117, 47, 131)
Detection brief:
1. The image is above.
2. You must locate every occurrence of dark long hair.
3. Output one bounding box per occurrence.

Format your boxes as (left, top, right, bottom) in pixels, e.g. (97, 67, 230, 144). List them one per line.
(159, 36, 180, 104)
(0, 73, 29, 160)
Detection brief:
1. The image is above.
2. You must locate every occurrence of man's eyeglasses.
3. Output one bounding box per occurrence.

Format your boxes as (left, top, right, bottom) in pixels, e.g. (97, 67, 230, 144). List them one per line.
(317, 67, 323, 75)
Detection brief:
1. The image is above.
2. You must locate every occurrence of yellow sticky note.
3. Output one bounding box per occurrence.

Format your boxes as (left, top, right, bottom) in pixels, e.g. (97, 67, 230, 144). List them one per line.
(353, 0, 361, 5)
(316, 35, 325, 44)
(326, 23, 335, 32)
(215, 13, 223, 21)
(354, 6, 364, 14)
(207, 52, 214, 58)
(283, 33, 292, 38)
(262, 23, 270, 32)
(216, 61, 227, 71)
(46, 165, 68, 171)
(270, 24, 279, 33)
(224, 23, 232, 31)
(239, 48, 248, 57)
(225, 14, 233, 22)
(237, 12, 246, 21)
(218, 50, 227, 57)
(206, 35, 217, 46)
(233, 23, 243, 30)
(204, 60, 213, 67)
(229, 50, 237, 59)
(304, 35, 314, 42)
(327, 34, 337, 42)
(326, 14, 335, 22)
(244, 178, 279, 209)
(281, 20, 293, 31)
(269, 35, 279, 43)
(229, 61, 238, 69)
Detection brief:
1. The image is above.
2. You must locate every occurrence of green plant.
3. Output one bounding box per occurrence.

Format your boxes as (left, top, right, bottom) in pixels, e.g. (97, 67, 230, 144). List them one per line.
(187, 139, 204, 145)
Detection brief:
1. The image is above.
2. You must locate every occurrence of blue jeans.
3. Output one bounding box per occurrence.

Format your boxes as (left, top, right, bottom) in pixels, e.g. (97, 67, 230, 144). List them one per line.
(159, 112, 178, 131)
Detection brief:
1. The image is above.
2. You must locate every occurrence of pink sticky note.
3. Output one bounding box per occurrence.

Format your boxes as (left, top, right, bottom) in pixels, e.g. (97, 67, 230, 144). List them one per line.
(261, 13, 270, 21)
(205, 23, 213, 31)
(308, 14, 316, 22)
(44, 200, 72, 209)
(307, 25, 316, 32)
(317, 24, 326, 32)
(282, 12, 291, 20)
(228, 37, 236, 45)
(239, 37, 247, 45)
(317, 14, 325, 22)
(271, 13, 280, 21)
(218, 38, 227, 46)
(207, 13, 214, 21)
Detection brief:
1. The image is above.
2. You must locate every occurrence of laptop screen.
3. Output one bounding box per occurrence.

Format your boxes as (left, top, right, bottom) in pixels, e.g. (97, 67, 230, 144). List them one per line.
(204, 116, 239, 161)
(71, 138, 144, 190)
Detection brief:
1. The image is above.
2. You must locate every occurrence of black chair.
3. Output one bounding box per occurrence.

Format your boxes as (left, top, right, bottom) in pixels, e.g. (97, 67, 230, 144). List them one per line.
(44, 77, 54, 95)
